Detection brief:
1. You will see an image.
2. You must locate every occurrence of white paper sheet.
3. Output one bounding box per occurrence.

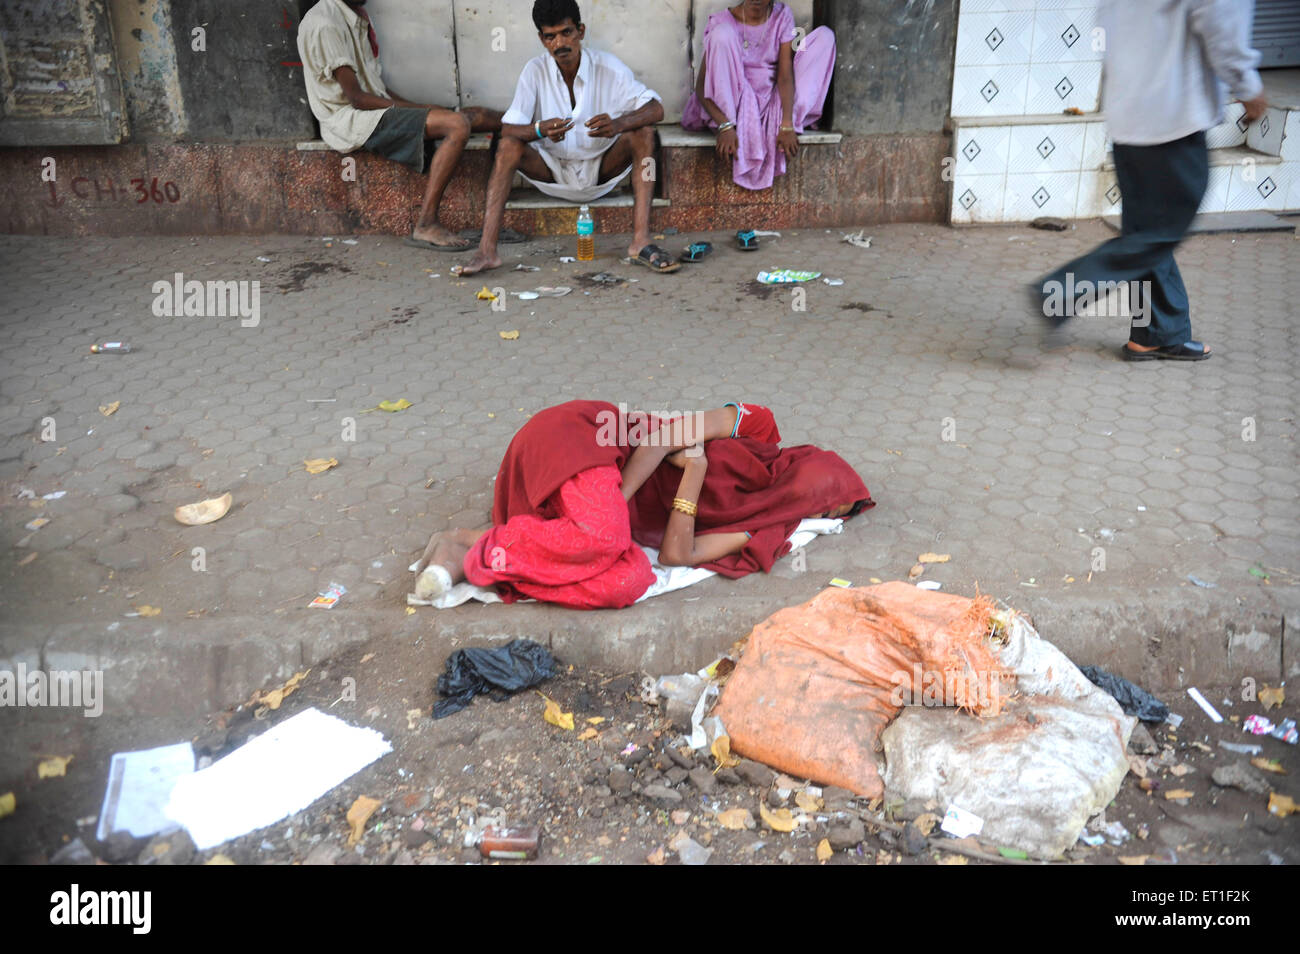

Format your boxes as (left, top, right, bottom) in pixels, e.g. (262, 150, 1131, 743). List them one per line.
(97, 742, 196, 842)
(163, 708, 391, 850)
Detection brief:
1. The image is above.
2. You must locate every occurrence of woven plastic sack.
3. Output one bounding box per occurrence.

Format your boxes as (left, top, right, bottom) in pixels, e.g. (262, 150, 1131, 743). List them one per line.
(714, 582, 1012, 797)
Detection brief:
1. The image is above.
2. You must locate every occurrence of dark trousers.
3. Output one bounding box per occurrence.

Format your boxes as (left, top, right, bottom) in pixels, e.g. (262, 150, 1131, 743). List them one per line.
(1039, 130, 1209, 346)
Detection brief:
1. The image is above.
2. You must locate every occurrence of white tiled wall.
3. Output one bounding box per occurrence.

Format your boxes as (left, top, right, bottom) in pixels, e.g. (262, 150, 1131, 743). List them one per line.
(950, 1, 1102, 118)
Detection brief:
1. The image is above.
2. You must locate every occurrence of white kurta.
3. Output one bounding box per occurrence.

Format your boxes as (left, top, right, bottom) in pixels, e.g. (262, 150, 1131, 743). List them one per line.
(502, 48, 660, 202)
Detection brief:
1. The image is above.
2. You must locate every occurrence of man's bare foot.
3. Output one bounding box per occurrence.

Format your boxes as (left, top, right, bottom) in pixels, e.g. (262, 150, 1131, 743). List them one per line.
(457, 248, 501, 276)
(411, 223, 471, 249)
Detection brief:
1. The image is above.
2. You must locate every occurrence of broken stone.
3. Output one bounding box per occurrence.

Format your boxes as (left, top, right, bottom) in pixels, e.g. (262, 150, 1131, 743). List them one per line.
(827, 819, 867, 851)
(715, 767, 741, 786)
(901, 821, 928, 856)
(1127, 722, 1158, 755)
(138, 829, 196, 866)
(687, 765, 717, 794)
(640, 784, 683, 805)
(665, 767, 688, 786)
(736, 759, 774, 788)
(608, 766, 632, 794)
(1030, 216, 1069, 231)
(304, 843, 342, 865)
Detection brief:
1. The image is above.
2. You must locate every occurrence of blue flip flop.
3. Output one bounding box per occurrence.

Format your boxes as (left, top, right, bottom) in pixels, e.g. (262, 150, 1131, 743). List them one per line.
(682, 241, 713, 263)
(736, 229, 759, 251)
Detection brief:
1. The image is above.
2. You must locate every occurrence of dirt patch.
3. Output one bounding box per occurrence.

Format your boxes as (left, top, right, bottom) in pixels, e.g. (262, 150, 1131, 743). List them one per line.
(277, 261, 353, 294)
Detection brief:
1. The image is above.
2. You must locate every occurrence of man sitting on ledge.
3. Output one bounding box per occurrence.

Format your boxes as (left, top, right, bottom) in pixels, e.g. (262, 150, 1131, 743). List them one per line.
(459, 0, 678, 275)
(297, 0, 501, 250)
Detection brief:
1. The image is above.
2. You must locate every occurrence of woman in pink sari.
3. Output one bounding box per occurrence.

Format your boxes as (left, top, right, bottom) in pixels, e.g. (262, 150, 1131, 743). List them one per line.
(682, 0, 835, 191)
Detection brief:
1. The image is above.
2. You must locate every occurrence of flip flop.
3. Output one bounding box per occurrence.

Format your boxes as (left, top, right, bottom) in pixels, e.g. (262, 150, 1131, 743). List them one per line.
(458, 227, 530, 244)
(736, 229, 759, 251)
(632, 244, 681, 273)
(681, 241, 713, 263)
(404, 235, 472, 252)
(1122, 341, 1211, 362)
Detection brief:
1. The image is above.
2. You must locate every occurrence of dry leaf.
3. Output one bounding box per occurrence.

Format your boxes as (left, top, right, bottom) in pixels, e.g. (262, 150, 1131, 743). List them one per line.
(586, 716, 605, 725)
(205, 854, 235, 865)
(0, 792, 14, 819)
(499, 330, 519, 340)
(540, 693, 574, 730)
(1128, 756, 1148, 778)
(1164, 789, 1195, 800)
(1189, 741, 1212, 752)
(405, 606, 416, 616)
(816, 839, 833, 862)
(1259, 686, 1285, 711)
(914, 812, 942, 836)
(908, 563, 924, 579)
(304, 457, 339, 474)
(645, 846, 666, 865)
(17, 552, 37, 567)
(254, 670, 308, 710)
(577, 727, 598, 741)
(360, 653, 375, 664)
(346, 795, 381, 845)
(710, 735, 741, 769)
(38, 756, 73, 778)
(1269, 793, 1296, 817)
(1170, 764, 1192, 777)
(917, 552, 950, 564)
(760, 803, 796, 833)
(795, 791, 823, 812)
(937, 854, 969, 865)
(376, 399, 413, 412)
(477, 287, 498, 301)
(98, 401, 120, 417)
(716, 808, 754, 830)
(136, 605, 161, 617)
(1118, 855, 1150, 866)
(1251, 757, 1286, 775)
(174, 492, 233, 526)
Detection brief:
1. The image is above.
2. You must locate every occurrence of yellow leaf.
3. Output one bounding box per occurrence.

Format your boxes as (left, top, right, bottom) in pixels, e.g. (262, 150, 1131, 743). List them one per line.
(539, 693, 574, 730)
(917, 552, 950, 564)
(98, 401, 120, 417)
(1251, 757, 1286, 775)
(795, 791, 823, 812)
(38, 756, 73, 778)
(908, 564, 924, 579)
(205, 854, 235, 865)
(1269, 793, 1296, 817)
(816, 838, 833, 862)
(1259, 686, 1285, 711)
(0, 792, 14, 819)
(937, 854, 969, 865)
(759, 803, 796, 833)
(1118, 855, 1150, 866)
(405, 606, 416, 616)
(869, 577, 882, 584)
(499, 329, 519, 340)
(578, 727, 598, 741)
(346, 795, 382, 845)
(914, 812, 941, 836)
(254, 670, 308, 711)
(1163, 789, 1195, 800)
(304, 457, 339, 474)
(586, 716, 606, 725)
(710, 734, 741, 769)
(136, 605, 161, 617)
(376, 399, 413, 413)
(715, 808, 753, 830)
(645, 846, 666, 865)
(476, 287, 497, 301)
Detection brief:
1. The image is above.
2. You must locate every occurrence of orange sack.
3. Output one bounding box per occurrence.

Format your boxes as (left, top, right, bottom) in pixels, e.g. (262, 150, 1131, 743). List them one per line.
(714, 582, 1013, 798)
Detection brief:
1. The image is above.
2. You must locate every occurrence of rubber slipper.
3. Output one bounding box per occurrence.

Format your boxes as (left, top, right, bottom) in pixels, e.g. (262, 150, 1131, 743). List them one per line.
(1122, 341, 1211, 362)
(736, 229, 759, 251)
(632, 244, 681, 273)
(681, 241, 713, 263)
(404, 235, 472, 252)
(458, 227, 529, 244)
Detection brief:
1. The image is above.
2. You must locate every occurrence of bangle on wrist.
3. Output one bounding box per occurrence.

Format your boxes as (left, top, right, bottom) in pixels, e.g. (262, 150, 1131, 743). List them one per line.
(717, 121, 735, 133)
(535, 121, 543, 139)
(672, 497, 698, 517)
(780, 124, 795, 131)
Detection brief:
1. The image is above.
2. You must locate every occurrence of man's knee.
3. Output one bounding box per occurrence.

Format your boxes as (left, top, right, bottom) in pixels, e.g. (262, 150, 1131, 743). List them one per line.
(495, 135, 527, 169)
(626, 125, 655, 154)
(427, 108, 470, 141)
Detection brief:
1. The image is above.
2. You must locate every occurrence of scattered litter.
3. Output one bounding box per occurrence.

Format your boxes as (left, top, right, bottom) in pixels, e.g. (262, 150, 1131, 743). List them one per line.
(341, 239, 358, 245)
(1166, 712, 1184, 729)
(752, 230, 782, 237)
(1211, 762, 1272, 795)
(513, 263, 540, 271)
(540, 693, 574, 730)
(842, 230, 872, 248)
(559, 256, 576, 263)
(17, 552, 37, 567)
(822, 277, 844, 285)
(1079, 832, 1105, 846)
(38, 755, 73, 778)
(0, 792, 13, 820)
(304, 457, 339, 474)
(499, 330, 520, 340)
(828, 577, 852, 588)
(256, 256, 272, 263)
(346, 794, 381, 845)
(1219, 740, 1262, 755)
(1163, 789, 1195, 801)
(918, 553, 951, 564)
(587, 272, 621, 284)
(1245, 714, 1297, 744)
(51, 838, 95, 865)
(1267, 793, 1295, 817)
(756, 269, 821, 284)
(1030, 216, 1069, 231)
(98, 401, 120, 417)
(24, 517, 49, 532)
(359, 398, 413, 413)
(1258, 685, 1285, 710)
(174, 492, 233, 526)
(716, 807, 754, 830)
(940, 805, 984, 838)
(90, 342, 130, 354)
(305, 398, 336, 403)
(136, 605, 161, 617)
(1252, 757, 1286, 774)
(42, 491, 66, 500)
(15, 488, 34, 500)
(1187, 574, 1216, 588)
(675, 836, 713, 865)
(480, 825, 540, 860)
(908, 564, 924, 579)
(916, 580, 942, 590)
(97, 742, 195, 842)
(1186, 687, 1223, 723)
(517, 291, 539, 300)
(1080, 666, 1169, 723)
(535, 286, 571, 296)
(308, 582, 346, 609)
(760, 803, 797, 832)
(164, 707, 391, 850)
(249, 671, 308, 711)
(427, 273, 440, 278)
(476, 286, 498, 301)
(433, 638, 557, 719)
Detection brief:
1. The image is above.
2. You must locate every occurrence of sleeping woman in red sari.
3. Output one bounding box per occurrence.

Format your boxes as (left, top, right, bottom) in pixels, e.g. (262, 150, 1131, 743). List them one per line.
(413, 399, 873, 610)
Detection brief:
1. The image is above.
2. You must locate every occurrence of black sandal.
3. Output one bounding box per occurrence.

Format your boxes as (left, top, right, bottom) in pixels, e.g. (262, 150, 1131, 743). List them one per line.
(632, 244, 681, 273)
(1122, 341, 1211, 361)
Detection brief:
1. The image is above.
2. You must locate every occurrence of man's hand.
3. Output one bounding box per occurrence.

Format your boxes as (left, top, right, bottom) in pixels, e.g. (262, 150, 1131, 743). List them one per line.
(585, 113, 621, 138)
(716, 126, 739, 160)
(1239, 95, 1268, 122)
(777, 127, 798, 159)
(540, 117, 575, 142)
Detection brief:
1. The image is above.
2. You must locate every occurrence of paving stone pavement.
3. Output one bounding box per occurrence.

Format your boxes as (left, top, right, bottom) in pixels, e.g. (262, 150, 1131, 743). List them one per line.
(0, 222, 1296, 717)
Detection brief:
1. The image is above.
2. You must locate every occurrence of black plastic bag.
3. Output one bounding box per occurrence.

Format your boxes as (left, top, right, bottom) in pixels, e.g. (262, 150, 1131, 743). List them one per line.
(433, 638, 558, 719)
(1080, 665, 1169, 723)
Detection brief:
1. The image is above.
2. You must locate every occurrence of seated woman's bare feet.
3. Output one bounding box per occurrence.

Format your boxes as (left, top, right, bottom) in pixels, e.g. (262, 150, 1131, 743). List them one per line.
(457, 248, 501, 276)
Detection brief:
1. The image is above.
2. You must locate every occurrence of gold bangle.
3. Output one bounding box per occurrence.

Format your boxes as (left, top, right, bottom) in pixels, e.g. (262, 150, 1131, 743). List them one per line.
(672, 497, 698, 517)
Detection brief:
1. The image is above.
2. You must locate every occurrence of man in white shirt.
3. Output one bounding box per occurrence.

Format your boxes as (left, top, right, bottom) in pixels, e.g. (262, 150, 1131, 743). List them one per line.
(1030, 0, 1267, 361)
(298, 0, 502, 250)
(460, 0, 677, 275)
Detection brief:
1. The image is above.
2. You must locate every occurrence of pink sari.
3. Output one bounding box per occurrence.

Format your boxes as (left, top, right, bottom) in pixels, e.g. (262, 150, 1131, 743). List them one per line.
(682, 3, 836, 191)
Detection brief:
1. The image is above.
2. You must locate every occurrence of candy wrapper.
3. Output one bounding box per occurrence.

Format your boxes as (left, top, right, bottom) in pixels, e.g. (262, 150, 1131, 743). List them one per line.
(1243, 714, 1297, 744)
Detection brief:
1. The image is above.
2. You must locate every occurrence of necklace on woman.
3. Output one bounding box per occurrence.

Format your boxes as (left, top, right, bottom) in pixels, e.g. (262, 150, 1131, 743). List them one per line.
(741, 2, 771, 50)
